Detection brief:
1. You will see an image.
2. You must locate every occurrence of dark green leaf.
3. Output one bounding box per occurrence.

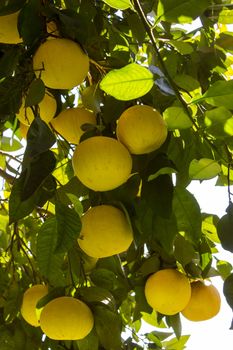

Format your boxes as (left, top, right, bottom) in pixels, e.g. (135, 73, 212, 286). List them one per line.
(166, 313, 182, 339)
(18, 0, 44, 46)
(0, 0, 26, 15)
(217, 203, 233, 253)
(77, 286, 116, 310)
(223, 273, 233, 309)
(25, 78, 45, 107)
(174, 234, 196, 267)
(76, 328, 99, 350)
(36, 217, 65, 286)
(55, 200, 82, 253)
(21, 150, 56, 200)
(173, 187, 202, 242)
(0, 46, 21, 79)
(94, 305, 122, 350)
(23, 118, 56, 162)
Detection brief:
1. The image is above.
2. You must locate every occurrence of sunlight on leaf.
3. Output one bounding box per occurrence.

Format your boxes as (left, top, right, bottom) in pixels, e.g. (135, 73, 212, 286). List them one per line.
(100, 63, 154, 100)
(189, 158, 221, 180)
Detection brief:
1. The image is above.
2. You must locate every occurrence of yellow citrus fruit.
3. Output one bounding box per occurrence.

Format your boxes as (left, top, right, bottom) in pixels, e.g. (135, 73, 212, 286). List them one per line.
(116, 105, 168, 154)
(21, 284, 48, 327)
(144, 269, 191, 315)
(51, 107, 96, 144)
(33, 38, 89, 90)
(78, 204, 133, 258)
(0, 11, 22, 44)
(72, 136, 132, 191)
(181, 280, 221, 321)
(40, 296, 94, 340)
(19, 122, 29, 139)
(16, 91, 57, 126)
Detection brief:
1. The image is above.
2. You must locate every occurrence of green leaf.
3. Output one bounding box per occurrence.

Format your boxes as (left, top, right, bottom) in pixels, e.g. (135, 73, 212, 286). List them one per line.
(21, 150, 56, 200)
(25, 78, 45, 107)
(76, 329, 99, 350)
(163, 335, 190, 349)
(9, 174, 38, 223)
(94, 305, 122, 350)
(204, 106, 233, 138)
(189, 158, 221, 180)
(218, 9, 233, 24)
(153, 214, 178, 254)
(36, 218, 65, 286)
(217, 203, 233, 253)
(192, 80, 233, 109)
(23, 118, 56, 161)
(55, 201, 82, 253)
(157, 0, 211, 23)
(0, 76, 23, 115)
(100, 63, 154, 101)
(0, 136, 23, 152)
(169, 40, 193, 54)
(216, 260, 232, 280)
(0, 46, 21, 79)
(173, 74, 200, 92)
(18, 0, 44, 46)
(163, 106, 192, 130)
(173, 187, 202, 242)
(102, 0, 131, 10)
(166, 313, 182, 339)
(174, 234, 196, 266)
(77, 286, 116, 310)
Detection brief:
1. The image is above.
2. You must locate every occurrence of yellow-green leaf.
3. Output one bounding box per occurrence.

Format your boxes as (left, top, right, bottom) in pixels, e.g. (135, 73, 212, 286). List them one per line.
(163, 106, 192, 130)
(189, 158, 221, 180)
(100, 63, 154, 101)
(102, 0, 131, 10)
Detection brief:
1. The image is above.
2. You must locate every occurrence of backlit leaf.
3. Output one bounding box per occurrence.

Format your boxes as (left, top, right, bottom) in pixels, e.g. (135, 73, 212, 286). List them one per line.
(173, 187, 202, 242)
(157, 0, 211, 23)
(103, 0, 131, 10)
(192, 80, 233, 109)
(100, 63, 154, 100)
(189, 158, 221, 180)
(163, 106, 192, 130)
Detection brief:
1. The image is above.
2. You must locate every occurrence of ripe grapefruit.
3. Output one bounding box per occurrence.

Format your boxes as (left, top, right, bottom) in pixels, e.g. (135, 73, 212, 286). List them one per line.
(21, 284, 48, 327)
(33, 38, 89, 89)
(78, 204, 133, 258)
(51, 107, 96, 144)
(16, 91, 57, 126)
(181, 280, 221, 321)
(39, 296, 94, 340)
(116, 105, 168, 154)
(0, 11, 22, 44)
(144, 269, 191, 315)
(72, 136, 132, 191)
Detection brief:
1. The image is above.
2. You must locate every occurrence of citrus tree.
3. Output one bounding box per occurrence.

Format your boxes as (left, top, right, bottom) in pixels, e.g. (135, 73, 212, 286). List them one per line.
(1, 0, 233, 349)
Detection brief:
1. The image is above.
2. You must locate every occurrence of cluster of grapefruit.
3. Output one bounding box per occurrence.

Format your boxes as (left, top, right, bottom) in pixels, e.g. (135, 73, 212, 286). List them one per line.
(144, 268, 221, 322)
(21, 284, 94, 340)
(1, 8, 222, 341)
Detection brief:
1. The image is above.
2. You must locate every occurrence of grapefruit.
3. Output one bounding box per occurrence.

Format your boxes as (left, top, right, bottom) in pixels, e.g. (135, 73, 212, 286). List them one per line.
(78, 204, 133, 258)
(144, 269, 191, 315)
(116, 105, 167, 154)
(33, 38, 89, 89)
(40, 296, 94, 340)
(72, 136, 132, 191)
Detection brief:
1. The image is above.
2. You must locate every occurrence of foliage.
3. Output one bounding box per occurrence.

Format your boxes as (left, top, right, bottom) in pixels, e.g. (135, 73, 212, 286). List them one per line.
(1, 0, 233, 349)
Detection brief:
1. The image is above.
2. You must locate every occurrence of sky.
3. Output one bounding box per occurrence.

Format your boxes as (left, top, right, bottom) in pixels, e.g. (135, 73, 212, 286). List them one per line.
(182, 180, 233, 350)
